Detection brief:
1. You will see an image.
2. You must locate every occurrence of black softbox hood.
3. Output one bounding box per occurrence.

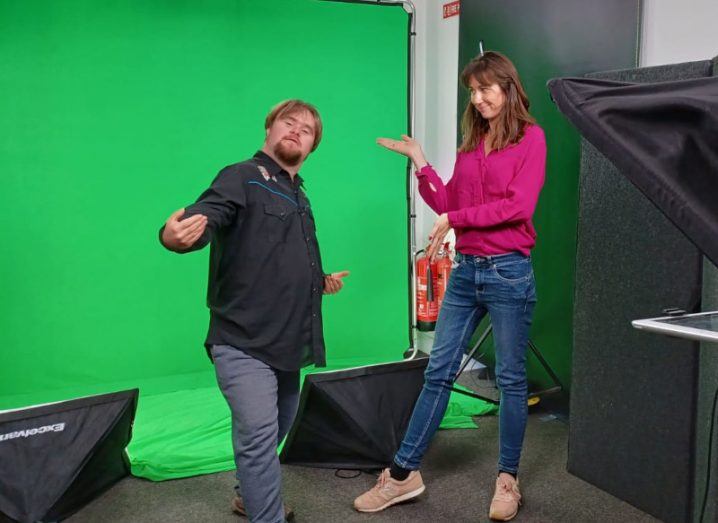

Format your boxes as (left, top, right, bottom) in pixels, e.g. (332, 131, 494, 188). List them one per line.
(547, 76, 718, 266)
(0, 389, 138, 522)
(280, 358, 428, 469)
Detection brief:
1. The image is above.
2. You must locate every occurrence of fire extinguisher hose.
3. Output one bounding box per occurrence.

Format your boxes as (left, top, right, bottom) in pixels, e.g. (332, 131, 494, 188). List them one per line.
(426, 261, 434, 303)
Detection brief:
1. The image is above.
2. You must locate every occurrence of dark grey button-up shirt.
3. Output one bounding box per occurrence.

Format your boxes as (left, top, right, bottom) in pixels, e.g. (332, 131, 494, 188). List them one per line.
(164, 151, 326, 370)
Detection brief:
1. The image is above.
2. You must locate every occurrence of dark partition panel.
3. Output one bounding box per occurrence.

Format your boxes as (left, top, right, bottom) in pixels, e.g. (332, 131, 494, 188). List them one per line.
(458, 0, 641, 394)
(696, 55, 718, 523)
(569, 60, 713, 523)
(698, 258, 718, 523)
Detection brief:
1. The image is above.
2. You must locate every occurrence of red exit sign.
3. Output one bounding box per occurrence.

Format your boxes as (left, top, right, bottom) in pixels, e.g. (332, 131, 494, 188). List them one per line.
(443, 1, 460, 19)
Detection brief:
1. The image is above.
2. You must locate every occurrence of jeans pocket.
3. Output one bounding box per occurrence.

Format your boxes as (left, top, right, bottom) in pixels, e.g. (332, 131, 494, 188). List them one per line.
(491, 259, 532, 284)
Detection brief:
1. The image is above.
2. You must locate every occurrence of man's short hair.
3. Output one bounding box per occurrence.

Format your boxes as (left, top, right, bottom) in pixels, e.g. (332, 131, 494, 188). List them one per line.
(265, 99, 323, 152)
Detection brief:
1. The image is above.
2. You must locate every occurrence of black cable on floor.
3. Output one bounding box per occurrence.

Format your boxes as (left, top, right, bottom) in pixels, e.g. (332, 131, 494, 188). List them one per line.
(334, 469, 378, 479)
(334, 469, 361, 479)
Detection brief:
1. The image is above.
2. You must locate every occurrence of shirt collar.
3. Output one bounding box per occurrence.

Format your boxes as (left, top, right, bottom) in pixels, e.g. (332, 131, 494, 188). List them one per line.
(253, 150, 304, 186)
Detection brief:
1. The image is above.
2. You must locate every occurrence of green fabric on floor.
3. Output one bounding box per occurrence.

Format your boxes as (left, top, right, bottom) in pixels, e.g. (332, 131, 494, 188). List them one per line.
(128, 366, 496, 481)
(127, 387, 235, 481)
(439, 384, 498, 429)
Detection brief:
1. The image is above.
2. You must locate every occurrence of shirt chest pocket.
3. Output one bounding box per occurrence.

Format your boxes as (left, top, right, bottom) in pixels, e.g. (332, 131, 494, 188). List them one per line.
(263, 203, 297, 243)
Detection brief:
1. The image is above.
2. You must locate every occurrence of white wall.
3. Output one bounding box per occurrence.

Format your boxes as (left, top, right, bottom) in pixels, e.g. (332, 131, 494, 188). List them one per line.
(641, 0, 718, 67)
(410, 0, 460, 245)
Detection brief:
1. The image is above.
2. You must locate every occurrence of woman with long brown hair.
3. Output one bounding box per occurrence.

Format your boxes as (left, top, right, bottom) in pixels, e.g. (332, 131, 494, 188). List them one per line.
(353, 51, 546, 521)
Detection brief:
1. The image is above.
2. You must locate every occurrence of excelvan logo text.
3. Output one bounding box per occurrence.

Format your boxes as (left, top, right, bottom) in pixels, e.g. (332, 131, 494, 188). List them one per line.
(0, 423, 65, 442)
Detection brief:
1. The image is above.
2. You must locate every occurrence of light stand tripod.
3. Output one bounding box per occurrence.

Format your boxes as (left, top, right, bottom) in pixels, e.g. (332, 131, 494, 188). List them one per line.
(451, 323, 563, 404)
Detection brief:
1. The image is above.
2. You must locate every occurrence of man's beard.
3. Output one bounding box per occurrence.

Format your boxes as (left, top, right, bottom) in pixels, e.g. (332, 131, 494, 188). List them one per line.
(273, 140, 303, 166)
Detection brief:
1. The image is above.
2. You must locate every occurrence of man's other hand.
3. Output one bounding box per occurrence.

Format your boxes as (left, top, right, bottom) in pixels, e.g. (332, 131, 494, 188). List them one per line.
(323, 271, 350, 295)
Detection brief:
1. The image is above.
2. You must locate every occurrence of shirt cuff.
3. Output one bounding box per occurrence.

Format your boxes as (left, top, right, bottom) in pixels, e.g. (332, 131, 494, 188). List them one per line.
(447, 210, 463, 228)
(415, 164, 433, 178)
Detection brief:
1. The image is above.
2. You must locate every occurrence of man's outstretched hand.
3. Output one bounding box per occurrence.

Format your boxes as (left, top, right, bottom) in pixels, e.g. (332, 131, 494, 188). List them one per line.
(161, 208, 207, 252)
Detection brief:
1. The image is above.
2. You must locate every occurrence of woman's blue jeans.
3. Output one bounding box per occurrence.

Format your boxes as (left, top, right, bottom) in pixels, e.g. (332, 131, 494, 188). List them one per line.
(394, 251, 537, 475)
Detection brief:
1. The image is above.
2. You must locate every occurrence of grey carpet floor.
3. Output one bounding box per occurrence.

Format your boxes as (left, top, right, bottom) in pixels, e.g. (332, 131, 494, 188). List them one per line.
(68, 412, 658, 522)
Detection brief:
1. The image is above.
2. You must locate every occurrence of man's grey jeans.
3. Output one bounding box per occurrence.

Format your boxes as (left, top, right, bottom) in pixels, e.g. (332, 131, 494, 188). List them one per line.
(211, 344, 300, 523)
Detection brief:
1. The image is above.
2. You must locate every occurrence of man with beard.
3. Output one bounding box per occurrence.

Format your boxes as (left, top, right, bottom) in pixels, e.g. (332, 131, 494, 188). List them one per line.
(159, 100, 348, 522)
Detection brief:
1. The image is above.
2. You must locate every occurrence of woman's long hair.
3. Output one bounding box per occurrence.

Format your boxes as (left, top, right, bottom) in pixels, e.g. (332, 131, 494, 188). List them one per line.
(458, 51, 535, 153)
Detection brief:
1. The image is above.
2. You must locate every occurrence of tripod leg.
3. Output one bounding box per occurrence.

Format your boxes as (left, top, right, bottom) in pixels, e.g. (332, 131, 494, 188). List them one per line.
(454, 323, 492, 381)
(527, 339, 563, 390)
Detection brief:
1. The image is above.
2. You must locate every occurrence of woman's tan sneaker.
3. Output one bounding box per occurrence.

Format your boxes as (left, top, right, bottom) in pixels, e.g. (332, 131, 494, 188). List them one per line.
(489, 473, 522, 521)
(353, 468, 425, 513)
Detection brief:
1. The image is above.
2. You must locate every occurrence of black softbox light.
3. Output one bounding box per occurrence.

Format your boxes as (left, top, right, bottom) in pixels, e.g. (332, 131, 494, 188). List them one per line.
(280, 358, 428, 469)
(0, 389, 138, 523)
(547, 75, 718, 266)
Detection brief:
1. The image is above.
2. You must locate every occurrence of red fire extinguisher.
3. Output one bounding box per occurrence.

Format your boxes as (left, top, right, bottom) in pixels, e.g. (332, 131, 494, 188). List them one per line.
(416, 243, 452, 332)
(416, 250, 438, 331)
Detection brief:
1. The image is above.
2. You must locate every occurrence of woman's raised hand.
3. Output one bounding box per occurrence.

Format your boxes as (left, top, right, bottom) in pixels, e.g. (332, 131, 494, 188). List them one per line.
(376, 135, 428, 169)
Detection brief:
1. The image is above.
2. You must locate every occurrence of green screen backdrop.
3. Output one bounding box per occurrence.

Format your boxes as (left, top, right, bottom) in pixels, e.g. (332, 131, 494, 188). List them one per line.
(0, 0, 410, 407)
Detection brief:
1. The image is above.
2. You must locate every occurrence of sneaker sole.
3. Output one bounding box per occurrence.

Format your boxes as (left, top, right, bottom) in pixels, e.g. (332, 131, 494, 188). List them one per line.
(489, 501, 521, 521)
(354, 485, 426, 513)
(489, 510, 518, 521)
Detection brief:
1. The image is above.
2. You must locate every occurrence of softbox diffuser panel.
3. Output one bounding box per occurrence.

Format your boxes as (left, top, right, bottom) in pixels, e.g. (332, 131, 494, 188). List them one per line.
(547, 75, 718, 267)
(0, 389, 138, 523)
(280, 358, 428, 469)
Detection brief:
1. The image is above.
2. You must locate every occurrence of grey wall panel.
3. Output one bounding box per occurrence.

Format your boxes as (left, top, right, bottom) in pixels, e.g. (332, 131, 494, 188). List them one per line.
(697, 259, 718, 522)
(570, 59, 713, 523)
